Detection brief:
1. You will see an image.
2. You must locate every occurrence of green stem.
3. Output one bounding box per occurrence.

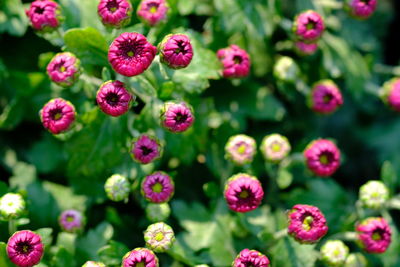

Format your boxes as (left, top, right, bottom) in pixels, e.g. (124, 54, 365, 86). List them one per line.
(329, 231, 358, 241)
(8, 219, 17, 235)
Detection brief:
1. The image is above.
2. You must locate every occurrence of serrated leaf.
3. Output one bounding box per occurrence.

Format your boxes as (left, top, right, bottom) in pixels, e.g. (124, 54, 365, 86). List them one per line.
(98, 240, 129, 266)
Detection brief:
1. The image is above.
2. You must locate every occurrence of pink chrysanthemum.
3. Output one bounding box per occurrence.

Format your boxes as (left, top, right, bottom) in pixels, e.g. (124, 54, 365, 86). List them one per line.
(232, 249, 270, 267)
(160, 101, 194, 133)
(40, 98, 76, 135)
(131, 135, 162, 164)
(303, 139, 341, 177)
(6, 230, 44, 267)
(97, 0, 132, 28)
(260, 134, 291, 162)
(217, 45, 251, 78)
(141, 172, 174, 203)
(288, 204, 328, 244)
(46, 52, 81, 87)
(293, 10, 325, 43)
(346, 0, 377, 19)
(122, 248, 159, 267)
(224, 173, 264, 213)
(59, 209, 84, 233)
(224, 134, 257, 166)
(381, 78, 400, 112)
(309, 80, 343, 114)
(159, 34, 194, 69)
(137, 0, 169, 26)
(108, 32, 157, 77)
(96, 80, 133, 117)
(356, 217, 392, 254)
(295, 41, 318, 56)
(26, 0, 62, 32)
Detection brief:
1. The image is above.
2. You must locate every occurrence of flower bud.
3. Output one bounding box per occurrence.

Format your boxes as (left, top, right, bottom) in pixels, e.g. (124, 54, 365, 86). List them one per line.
(295, 41, 318, 56)
(160, 101, 194, 133)
(356, 217, 391, 254)
(0, 193, 25, 221)
(59, 209, 85, 233)
(232, 249, 270, 267)
(141, 171, 174, 203)
(7, 230, 44, 267)
(293, 10, 325, 43)
(381, 78, 400, 112)
(309, 80, 343, 114)
(97, 0, 133, 28)
(104, 174, 130, 202)
(273, 56, 299, 83)
(122, 248, 159, 267)
(260, 134, 291, 162)
(39, 98, 76, 135)
(345, 0, 377, 20)
(82, 261, 106, 267)
(144, 222, 175, 252)
(137, 0, 169, 26)
(145, 203, 171, 222)
(225, 134, 256, 166)
(303, 139, 341, 177)
(131, 135, 162, 164)
(96, 80, 134, 117)
(359, 180, 389, 210)
(26, 0, 62, 32)
(159, 34, 194, 69)
(320, 240, 349, 266)
(46, 52, 81, 87)
(344, 253, 367, 267)
(217, 45, 250, 78)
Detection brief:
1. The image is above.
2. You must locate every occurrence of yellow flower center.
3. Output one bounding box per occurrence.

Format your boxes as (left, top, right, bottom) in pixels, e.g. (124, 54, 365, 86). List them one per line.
(239, 190, 249, 199)
(152, 183, 163, 193)
(155, 232, 164, 241)
(302, 216, 313, 231)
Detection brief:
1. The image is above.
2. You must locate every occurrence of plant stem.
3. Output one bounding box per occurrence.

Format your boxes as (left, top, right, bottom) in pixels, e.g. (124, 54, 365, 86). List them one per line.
(9, 219, 17, 235)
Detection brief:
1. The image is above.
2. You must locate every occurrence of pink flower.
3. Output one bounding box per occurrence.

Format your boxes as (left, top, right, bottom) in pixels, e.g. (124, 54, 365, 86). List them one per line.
(293, 10, 325, 43)
(108, 32, 157, 77)
(225, 134, 257, 166)
(97, 0, 132, 28)
(131, 135, 162, 164)
(59, 209, 84, 233)
(233, 249, 270, 267)
(309, 80, 343, 114)
(46, 52, 81, 87)
(288, 204, 328, 244)
(346, 0, 377, 19)
(96, 80, 133, 117)
(160, 101, 194, 133)
(217, 45, 250, 78)
(224, 173, 264, 213)
(382, 78, 400, 112)
(356, 217, 391, 254)
(122, 248, 159, 267)
(141, 172, 174, 203)
(295, 41, 318, 56)
(26, 0, 62, 32)
(40, 98, 76, 135)
(159, 34, 194, 69)
(7, 230, 44, 267)
(137, 0, 169, 26)
(303, 139, 341, 177)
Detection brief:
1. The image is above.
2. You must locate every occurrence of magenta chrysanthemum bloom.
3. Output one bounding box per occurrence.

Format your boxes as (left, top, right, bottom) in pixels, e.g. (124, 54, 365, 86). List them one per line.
(59, 209, 84, 233)
(26, 0, 62, 32)
(131, 134, 162, 164)
(46, 52, 81, 87)
(217, 45, 251, 78)
(158, 34, 194, 69)
(108, 32, 157, 77)
(160, 101, 194, 133)
(97, 0, 132, 28)
(122, 248, 159, 267)
(295, 41, 318, 56)
(293, 10, 325, 43)
(224, 134, 257, 166)
(40, 98, 76, 135)
(96, 80, 133, 117)
(356, 217, 392, 254)
(137, 0, 169, 26)
(141, 171, 174, 203)
(309, 80, 343, 114)
(224, 173, 264, 213)
(287, 204, 328, 244)
(232, 249, 270, 267)
(346, 0, 377, 19)
(381, 78, 400, 112)
(303, 139, 341, 177)
(6, 230, 44, 267)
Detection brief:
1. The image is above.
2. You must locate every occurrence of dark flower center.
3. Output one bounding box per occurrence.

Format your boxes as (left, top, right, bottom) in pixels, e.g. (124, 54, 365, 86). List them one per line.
(174, 112, 188, 124)
(323, 92, 333, 103)
(233, 55, 243, 64)
(372, 228, 384, 241)
(34, 6, 45, 14)
(140, 146, 153, 156)
(319, 151, 334, 165)
(119, 41, 144, 59)
(148, 3, 159, 13)
(16, 241, 33, 255)
(132, 262, 145, 267)
(50, 108, 63, 121)
(66, 215, 75, 222)
(53, 61, 66, 72)
(174, 41, 187, 54)
(360, 0, 370, 4)
(239, 190, 249, 199)
(106, 92, 120, 106)
(306, 19, 317, 30)
(152, 182, 163, 193)
(106, 0, 119, 12)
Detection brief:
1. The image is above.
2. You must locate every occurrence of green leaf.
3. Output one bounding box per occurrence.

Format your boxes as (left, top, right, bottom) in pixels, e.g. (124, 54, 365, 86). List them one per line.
(0, 0, 28, 36)
(0, 242, 14, 267)
(35, 228, 53, 248)
(43, 181, 88, 212)
(276, 167, 293, 189)
(63, 27, 109, 67)
(98, 240, 129, 266)
(9, 162, 37, 190)
(381, 161, 397, 194)
(51, 247, 76, 267)
(270, 237, 319, 267)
